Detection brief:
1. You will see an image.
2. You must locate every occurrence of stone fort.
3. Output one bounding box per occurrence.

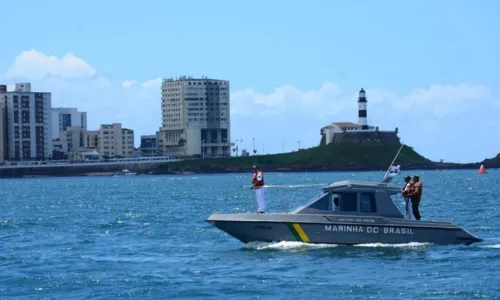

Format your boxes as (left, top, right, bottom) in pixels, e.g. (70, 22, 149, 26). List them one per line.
(319, 88, 400, 146)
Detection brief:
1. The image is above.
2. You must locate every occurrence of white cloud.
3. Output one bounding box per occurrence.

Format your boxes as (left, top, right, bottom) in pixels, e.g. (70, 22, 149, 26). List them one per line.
(121, 80, 137, 88)
(230, 82, 350, 118)
(1, 50, 498, 163)
(1, 50, 96, 80)
(141, 78, 161, 89)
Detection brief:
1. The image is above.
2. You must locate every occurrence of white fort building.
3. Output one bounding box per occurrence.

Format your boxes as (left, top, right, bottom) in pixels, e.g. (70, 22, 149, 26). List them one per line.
(320, 88, 399, 146)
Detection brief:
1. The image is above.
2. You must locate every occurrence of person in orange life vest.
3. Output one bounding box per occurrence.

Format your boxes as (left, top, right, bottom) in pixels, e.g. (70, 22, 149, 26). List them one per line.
(408, 174, 423, 220)
(401, 176, 414, 220)
(251, 165, 266, 213)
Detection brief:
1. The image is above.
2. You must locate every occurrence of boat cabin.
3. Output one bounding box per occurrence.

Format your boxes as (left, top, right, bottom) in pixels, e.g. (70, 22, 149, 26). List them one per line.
(291, 180, 404, 218)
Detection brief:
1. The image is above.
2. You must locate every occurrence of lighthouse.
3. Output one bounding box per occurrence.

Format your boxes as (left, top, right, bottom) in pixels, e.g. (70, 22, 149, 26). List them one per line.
(358, 88, 368, 130)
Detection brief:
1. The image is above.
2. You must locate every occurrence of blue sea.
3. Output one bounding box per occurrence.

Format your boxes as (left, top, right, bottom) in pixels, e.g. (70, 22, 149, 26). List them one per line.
(1, 169, 499, 299)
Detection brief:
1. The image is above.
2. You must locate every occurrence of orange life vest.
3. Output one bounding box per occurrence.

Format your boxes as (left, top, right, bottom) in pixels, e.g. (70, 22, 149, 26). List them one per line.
(413, 181, 422, 196)
(252, 171, 264, 187)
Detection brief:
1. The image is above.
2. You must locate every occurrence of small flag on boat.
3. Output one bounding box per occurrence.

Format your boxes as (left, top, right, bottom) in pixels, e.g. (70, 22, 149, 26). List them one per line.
(390, 165, 401, 174)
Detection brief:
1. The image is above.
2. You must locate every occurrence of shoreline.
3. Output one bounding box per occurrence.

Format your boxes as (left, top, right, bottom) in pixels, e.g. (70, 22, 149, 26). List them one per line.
(0, 162, 493, 179)
(1, 143, 497, 179)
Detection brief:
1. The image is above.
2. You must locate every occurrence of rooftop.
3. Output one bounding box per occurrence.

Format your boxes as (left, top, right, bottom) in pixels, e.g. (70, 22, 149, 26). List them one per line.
(322, 180, 401, 194)
(333, 122, 361, 128)
(162, 76, 228, 83)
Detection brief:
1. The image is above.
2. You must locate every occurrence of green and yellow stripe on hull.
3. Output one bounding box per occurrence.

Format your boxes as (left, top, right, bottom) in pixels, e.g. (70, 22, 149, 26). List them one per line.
(287, 223, 310, 243)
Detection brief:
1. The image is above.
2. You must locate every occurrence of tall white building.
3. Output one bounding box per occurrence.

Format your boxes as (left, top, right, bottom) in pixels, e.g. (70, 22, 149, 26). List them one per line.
(5, 83, 53, 160)
(51, 107, 87, 139)
(159, 76, 231, 157)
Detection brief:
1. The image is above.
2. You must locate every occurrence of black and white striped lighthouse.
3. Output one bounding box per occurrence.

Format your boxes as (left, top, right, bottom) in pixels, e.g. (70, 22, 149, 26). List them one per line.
(358, 88, 368, 130)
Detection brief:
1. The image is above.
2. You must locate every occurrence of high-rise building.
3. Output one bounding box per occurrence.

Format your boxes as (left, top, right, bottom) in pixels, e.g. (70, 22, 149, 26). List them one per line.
(159, 76, 231, 157)
(51, 107, 87, 139)
(97, 123, 134, 158)
(5, 83, 52, 160)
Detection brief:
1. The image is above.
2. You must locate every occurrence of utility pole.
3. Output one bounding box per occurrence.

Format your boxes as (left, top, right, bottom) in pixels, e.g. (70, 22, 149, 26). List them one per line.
(236, 139, 242, 156)
(253, 137, 255, 155)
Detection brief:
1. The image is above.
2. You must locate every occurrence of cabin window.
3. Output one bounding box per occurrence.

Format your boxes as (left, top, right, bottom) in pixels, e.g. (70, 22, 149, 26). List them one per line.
(339, 193, 357, 212)
(332, 194, 340, 211)
(309, 193, 331, 211)
(360, 193, 377, 213)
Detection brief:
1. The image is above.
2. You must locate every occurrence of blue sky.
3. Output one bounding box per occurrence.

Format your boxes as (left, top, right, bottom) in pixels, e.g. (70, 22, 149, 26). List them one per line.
(1, 0, 499, 163)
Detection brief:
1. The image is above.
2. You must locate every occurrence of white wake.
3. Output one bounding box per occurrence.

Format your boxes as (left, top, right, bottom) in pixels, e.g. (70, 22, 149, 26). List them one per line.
(243, 241, 430, 251)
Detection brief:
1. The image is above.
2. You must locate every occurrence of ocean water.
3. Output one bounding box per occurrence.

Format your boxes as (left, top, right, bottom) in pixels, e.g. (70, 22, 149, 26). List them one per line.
(0, 169, 499, 299)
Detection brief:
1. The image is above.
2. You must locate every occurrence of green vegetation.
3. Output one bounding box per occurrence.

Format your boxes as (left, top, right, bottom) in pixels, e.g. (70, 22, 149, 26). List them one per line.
(483, 153, 500, 166)
(160, 142, 435, 172)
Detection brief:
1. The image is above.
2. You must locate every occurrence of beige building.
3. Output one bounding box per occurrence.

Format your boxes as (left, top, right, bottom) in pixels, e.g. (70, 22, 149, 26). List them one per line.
(98, 123, 134, 158)
(84, 130, 99, 149)
(52, 126, 88, 159)
(158, 76, 231, 157)
(64, 126, 85, 156)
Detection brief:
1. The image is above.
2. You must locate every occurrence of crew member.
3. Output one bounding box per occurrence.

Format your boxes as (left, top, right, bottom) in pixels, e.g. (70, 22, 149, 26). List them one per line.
(401, 176, 413, 220)
(251, 165, 266, 213)
(408, 174, 423, 220)
(333, 197, 340, 212)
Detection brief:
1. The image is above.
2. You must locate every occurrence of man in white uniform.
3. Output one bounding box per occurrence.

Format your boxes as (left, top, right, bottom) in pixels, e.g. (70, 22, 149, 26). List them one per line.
(251, 165, 266, 213)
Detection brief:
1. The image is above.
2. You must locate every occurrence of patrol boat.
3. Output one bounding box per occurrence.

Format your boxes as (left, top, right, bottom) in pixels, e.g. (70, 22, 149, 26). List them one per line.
(206, 167, 483, 246)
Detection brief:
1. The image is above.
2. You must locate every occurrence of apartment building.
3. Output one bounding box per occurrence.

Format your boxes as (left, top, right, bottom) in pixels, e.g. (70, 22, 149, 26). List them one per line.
(4, 83, 52, 160)
(97, 123, 134, 158)
(51, 107, 87, 139)
(159, 76, 231, 157)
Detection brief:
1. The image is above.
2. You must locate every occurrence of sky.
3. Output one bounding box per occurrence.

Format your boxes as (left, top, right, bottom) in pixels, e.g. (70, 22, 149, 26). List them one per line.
(1, 0, 499, 163)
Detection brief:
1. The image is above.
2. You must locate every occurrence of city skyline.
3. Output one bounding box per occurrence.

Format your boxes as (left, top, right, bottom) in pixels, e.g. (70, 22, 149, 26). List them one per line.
(1, 0, 499, 163)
